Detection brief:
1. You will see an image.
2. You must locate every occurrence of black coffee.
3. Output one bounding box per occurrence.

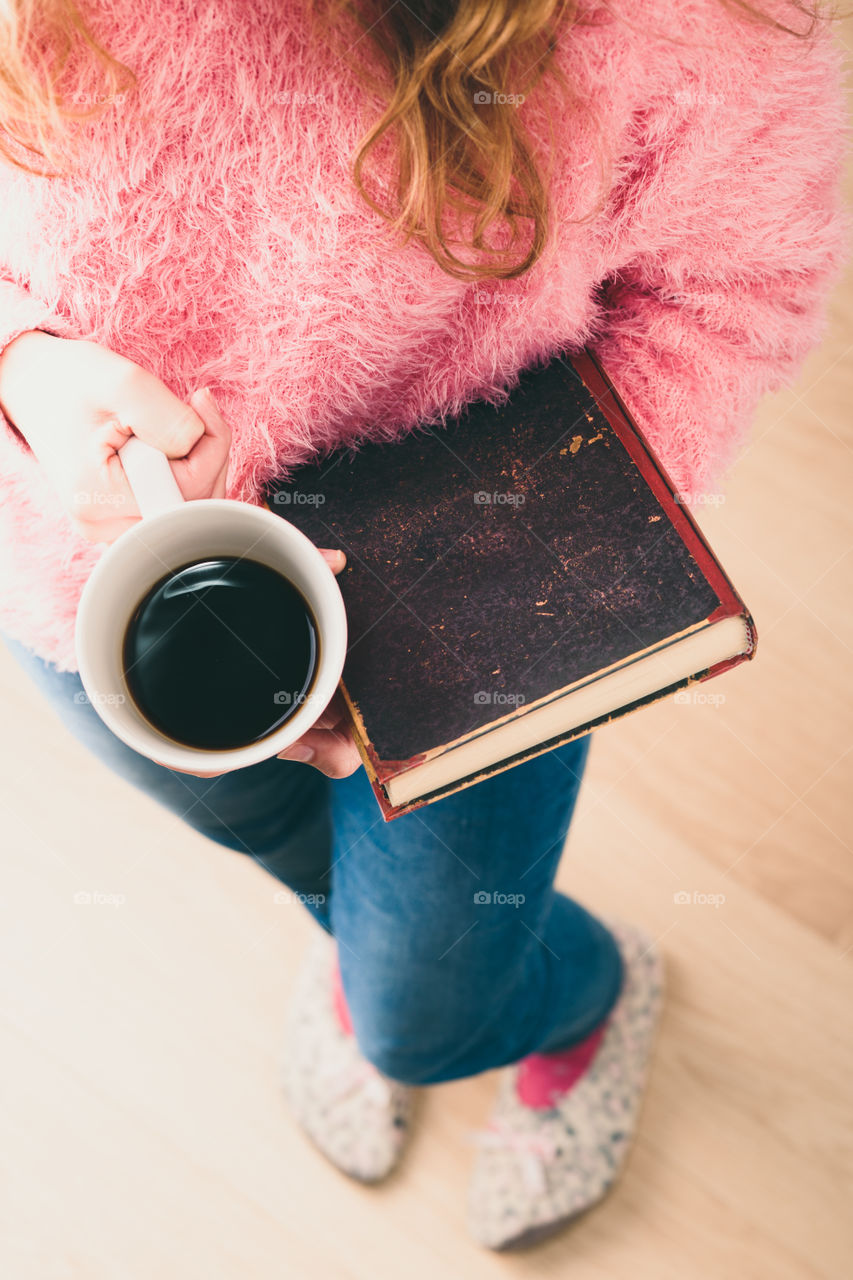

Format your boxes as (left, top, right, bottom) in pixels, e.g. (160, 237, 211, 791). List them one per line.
(123, 557, 319, 750)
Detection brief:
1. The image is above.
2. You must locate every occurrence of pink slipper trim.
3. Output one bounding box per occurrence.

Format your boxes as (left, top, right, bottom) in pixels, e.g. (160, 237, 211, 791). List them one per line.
(516, 1023, 608, 1109)
(331, 954, 353, 1035)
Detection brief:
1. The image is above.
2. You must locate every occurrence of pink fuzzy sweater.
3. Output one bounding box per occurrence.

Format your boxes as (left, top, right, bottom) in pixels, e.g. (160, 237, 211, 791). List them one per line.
(0, 0, 848, 672)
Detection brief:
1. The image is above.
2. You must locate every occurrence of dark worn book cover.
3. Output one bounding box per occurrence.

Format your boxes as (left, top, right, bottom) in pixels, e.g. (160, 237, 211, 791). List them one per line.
(266, 349, 755, 817)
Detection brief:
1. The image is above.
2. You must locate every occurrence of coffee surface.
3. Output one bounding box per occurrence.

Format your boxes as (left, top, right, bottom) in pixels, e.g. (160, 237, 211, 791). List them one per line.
(123, 557, 318, 750)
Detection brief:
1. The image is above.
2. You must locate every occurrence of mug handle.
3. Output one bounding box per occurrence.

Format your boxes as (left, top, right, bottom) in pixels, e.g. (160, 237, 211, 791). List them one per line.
(119, 436, 186, 519)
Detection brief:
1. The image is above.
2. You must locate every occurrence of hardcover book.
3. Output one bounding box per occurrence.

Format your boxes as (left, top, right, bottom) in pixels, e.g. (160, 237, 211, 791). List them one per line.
(267, 349, 756, 820)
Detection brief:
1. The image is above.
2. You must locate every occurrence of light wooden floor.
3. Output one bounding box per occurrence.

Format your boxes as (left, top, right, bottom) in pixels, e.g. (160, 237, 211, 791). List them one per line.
(2, 41, 852, 1280)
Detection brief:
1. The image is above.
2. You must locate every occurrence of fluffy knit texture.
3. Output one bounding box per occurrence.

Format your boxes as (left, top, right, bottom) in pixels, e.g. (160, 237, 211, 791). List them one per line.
(0, 0, 848, 670)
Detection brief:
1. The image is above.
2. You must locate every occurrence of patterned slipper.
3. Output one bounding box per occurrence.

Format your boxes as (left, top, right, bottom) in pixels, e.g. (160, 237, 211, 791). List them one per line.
(281, 930, 415, 1183)
(467, 918, 665, 1249)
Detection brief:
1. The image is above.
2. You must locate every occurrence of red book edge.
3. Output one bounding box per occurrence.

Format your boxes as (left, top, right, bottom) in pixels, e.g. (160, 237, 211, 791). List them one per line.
(341, 346, 758, 820)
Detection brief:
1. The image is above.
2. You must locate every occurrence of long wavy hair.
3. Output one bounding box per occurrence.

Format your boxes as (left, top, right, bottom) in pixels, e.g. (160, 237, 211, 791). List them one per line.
(0, 0, 839, 280)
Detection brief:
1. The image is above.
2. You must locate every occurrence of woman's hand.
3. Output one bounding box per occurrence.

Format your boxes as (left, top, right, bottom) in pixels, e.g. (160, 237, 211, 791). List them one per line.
(0, 331, 229, 541)
(0, 330, 361, 781)
(275, 682, 362, 779)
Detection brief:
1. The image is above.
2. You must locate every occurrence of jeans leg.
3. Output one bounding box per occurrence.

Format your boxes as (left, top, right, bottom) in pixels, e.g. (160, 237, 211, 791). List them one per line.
(327, 736, 624, 1085)
(2, 635, 334, 926)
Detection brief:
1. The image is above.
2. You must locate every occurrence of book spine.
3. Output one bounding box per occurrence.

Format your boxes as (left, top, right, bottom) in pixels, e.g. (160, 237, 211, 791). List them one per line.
(574, 348, 750, 625)
(337, 681, 422, 821)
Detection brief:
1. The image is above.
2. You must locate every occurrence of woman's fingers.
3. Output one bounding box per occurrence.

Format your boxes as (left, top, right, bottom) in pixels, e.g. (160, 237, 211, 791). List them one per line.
(88, 384, 227, 524)
(277, 691, 361, 778)
(171, 387, 231, 499)
(277, 725, 362, 778)
(116, 366, 206, 459)
(319, 548, 346, 575)
(306, 690, 349, 733)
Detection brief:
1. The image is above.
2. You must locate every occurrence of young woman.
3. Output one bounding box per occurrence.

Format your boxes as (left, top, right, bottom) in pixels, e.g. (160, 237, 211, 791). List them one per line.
(0, 0, 846, 1251)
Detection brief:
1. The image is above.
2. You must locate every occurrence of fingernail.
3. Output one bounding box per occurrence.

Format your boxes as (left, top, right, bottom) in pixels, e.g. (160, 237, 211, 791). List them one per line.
(280, 745, 314, 763)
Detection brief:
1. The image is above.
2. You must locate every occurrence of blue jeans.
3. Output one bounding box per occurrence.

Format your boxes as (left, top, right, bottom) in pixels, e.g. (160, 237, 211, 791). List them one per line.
(2, 634, 623, 1086)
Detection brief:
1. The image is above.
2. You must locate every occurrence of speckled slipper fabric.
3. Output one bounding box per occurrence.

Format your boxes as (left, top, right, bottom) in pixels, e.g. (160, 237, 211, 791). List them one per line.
(468, 919, 665, 1250)
(281, 930, 414, 1183)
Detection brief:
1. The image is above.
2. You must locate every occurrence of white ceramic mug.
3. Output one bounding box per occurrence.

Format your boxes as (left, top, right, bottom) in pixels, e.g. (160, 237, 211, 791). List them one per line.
(74, 436, 347, 771)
